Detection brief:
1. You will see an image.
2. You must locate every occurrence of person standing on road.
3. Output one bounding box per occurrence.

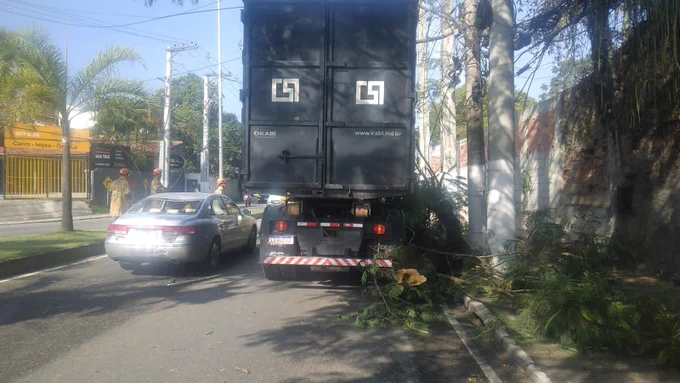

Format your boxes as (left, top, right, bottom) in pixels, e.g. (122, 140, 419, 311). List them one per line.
(214, 178, 227, 195)
(150, 168, 167, 194)
(110, 168, 131, 217)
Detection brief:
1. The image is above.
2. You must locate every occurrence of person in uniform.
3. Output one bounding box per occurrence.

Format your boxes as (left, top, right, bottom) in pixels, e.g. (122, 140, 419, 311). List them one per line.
(150, 168, 167, 194)
(214, 178, 227, 195)
(110, 168, 131, 217)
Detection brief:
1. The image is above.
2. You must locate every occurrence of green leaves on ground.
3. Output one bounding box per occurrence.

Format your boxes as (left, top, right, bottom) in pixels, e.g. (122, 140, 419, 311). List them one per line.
(463, 209, 680, 368)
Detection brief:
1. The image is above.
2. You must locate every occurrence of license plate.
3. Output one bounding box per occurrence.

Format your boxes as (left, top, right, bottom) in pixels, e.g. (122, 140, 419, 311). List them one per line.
(311, 266, 349, 273)
(128, 229, 161, 241)
(268, 236, 294, 246)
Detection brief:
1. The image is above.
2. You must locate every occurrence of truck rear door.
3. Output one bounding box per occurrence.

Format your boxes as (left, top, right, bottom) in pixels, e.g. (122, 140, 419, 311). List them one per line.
(242, 0, 416, 196)
(325, 2, 415, 192)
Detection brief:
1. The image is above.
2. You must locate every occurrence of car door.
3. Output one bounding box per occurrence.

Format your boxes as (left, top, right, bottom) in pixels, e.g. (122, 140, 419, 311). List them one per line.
(207, 197, 229, 250)
(221, 197, 244, 250)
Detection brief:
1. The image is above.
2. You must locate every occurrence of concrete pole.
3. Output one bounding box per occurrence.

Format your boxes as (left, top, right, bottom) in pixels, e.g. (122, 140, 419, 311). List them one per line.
(440, 0, 457, 175)
(217, 0, 224, 179)
(201, 75, 211, 193)
(161, 48, 172, 187)
(417, 1, 431, 170)
(464, 0, 486, 252)
(487, 0, 516, 258)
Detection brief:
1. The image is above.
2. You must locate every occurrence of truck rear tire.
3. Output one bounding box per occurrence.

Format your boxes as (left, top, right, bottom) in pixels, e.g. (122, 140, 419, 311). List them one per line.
(263, 264, 282, 280)
(263, 264, 298, 281)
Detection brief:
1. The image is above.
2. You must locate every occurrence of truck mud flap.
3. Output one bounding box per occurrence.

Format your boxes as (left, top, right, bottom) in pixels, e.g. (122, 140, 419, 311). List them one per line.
(262, 256, 392, 268)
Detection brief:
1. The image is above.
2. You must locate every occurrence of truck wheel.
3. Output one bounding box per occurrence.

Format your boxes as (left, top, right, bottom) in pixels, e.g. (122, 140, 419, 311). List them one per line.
(263, 264, 282, 280)
(263, 265, 298, 280)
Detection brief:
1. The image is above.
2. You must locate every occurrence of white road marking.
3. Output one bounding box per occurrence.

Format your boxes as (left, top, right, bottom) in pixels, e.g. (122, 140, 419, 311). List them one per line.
(442, 304, 503, 383)
(0, 255, 108, 284)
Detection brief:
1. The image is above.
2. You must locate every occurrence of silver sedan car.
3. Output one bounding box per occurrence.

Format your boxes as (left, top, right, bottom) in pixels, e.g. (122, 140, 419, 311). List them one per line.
(105, 192, 258, 271)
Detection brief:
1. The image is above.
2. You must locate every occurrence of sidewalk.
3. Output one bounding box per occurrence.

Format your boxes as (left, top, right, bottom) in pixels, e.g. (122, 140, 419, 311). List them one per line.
(0, 203, 263, 227)
(476, 298, 680, 383)
(0, 214, 111, 226)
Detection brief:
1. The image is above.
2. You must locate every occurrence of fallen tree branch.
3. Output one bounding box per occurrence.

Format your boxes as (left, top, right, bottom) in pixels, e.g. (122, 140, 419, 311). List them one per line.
(416, 246, 519, 259)
(437, 273, 519, 302)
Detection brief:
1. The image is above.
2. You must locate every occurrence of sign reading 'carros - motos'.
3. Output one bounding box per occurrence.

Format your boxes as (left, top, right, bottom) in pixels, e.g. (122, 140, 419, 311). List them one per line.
(5, 124, 90, 154)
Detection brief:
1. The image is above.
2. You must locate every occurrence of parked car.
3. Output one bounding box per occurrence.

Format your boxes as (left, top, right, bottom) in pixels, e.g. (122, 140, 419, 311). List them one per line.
(105, 192, 258, 271)
(266, 194, 287, 206)
(253, 193, 269, 204)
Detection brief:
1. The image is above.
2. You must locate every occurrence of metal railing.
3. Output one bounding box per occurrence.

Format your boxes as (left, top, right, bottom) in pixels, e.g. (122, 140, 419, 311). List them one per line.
(4, 157, 88, 199)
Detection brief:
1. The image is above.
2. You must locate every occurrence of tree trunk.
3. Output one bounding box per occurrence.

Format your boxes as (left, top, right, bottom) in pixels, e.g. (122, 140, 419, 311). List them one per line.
(417, 1, 431, 169)
(440, 0, 457, 174)
(61, 110, 74, 231)
(464, 0, 486, 252)
(589, 5, 622, 235)
(487, 0, 516, 259)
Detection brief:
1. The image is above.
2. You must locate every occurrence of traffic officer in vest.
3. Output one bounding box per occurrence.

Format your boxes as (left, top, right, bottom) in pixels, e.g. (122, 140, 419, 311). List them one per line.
(150, 168, 167, 194)
(110, 168, 131, 217)
(214, 178, 227, 195)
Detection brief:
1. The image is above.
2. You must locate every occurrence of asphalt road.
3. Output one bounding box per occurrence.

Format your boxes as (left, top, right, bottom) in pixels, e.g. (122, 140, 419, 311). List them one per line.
(0, 250, 526, 382)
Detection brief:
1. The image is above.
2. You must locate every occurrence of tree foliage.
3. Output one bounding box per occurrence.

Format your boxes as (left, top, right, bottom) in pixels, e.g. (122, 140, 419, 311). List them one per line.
(539, 56, 592, 100)
(153, 73, 243, 178)
(429, 87, 536, 143)
(2, 27, 143, 230)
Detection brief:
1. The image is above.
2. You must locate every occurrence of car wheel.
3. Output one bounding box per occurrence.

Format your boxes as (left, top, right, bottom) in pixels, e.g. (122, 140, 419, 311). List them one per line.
(244, 226, 257, 254)
(205, 240, 221, 270)
(119, 261, 141, 271)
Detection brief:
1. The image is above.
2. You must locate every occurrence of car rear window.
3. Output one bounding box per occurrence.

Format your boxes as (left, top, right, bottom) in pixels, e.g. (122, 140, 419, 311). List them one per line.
(129, 198, 203, 215)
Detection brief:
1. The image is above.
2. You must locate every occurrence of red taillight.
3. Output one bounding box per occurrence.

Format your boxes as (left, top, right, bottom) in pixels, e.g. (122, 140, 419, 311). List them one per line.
(275, 221, 288, 232)
(161, 226, 197, 235)
(180, 226, 197, 235)
(107, 224, 128, 235)
(306, 222, 318, 228)
(329, 223, 340, 228)
(373, 224, 386, 236)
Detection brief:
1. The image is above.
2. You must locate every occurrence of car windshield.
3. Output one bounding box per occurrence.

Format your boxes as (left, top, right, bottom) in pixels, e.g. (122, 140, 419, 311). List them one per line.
(128, 198, 203, 215)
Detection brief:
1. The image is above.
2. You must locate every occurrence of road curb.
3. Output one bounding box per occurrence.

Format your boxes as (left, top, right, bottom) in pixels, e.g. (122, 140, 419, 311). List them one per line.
(0, 214, 111, 226)
(0, 241, 105, 280)
(463, 296, 552, 383)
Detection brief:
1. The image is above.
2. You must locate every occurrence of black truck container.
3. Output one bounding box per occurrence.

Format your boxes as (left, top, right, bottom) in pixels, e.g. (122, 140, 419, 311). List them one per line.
(241, 0, 418, 279)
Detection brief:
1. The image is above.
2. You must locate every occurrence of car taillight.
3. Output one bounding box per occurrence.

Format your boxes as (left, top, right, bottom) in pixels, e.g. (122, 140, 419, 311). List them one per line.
(162, 226, 197, 235)
(373, 224, 386, 236)
(107, 224, 128, 235)
(274, 221, 288, 232)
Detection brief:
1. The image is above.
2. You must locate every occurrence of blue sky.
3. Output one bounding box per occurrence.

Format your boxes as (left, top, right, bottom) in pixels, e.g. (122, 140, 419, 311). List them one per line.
(1, 0, 245, 117)
(1, 0, 554, 122)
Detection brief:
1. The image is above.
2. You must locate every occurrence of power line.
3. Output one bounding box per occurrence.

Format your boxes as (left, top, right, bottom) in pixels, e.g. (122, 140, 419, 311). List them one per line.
(86, 6, 245, 28)
(1, 4, 190, 44)
(5, 0, 194, 43)
(1, 2, 241, 30)
(142, 56, 242, 83)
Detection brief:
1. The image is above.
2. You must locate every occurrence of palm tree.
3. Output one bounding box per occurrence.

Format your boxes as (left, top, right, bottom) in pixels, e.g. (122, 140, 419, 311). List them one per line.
(10, 28, 144, 231)
(0, 28, 55, 135)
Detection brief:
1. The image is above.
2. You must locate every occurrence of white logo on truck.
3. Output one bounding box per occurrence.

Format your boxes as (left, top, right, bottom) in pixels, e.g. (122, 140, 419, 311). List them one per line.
(271, 78, 300, 103)
(253, 131, 277, 138)
(355, 81, 385, 105)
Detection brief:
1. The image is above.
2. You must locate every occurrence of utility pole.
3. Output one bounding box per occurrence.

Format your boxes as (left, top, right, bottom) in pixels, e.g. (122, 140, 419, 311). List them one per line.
(160, 43, 197, 187)
(487, 0, 516, 258)
(416, 0, 431, 170)
(440, 0, 457, 175)
(464, 0, 486, 252)
(202, 74, 211, 193)
(217, 0, 224, 179)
